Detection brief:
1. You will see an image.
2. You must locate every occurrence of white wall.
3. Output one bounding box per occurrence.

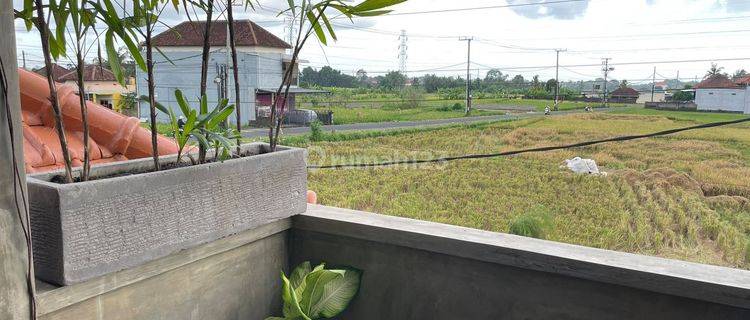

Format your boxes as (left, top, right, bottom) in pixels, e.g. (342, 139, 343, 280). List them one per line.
(695, 88, 746, 113)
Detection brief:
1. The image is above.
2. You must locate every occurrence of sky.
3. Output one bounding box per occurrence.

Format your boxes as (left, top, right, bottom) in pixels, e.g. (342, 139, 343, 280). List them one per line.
(13, 0, 750, 84)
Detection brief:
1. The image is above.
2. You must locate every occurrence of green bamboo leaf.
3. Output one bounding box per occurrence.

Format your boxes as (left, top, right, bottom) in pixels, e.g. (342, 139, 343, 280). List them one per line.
(174, 89, 192, 117)
(200, 94, 208, 114)
(207, 105, 235, 129)
(192, 131, 210, 149)
(120, 33, 147, 72)
(319, 10, 337, 41)
(286, 0, 295, 14)
(351, 9, 392, 16)
(352, 0, 405, 12)
(105, 30, 124, 84)
(306, 10, 326, 45)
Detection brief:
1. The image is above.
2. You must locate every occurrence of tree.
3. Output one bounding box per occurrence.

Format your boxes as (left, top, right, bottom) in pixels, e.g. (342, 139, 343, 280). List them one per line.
(532, 75, 540, 88)
(705, 63, 725, 78)
(485, 69, 507, 82)
(545, 78, 557, 92)
(511, 74, 525, 86)
(379, 71, 407, 91)
(733, 69, 748, 79)
(619, 79, 628, 89)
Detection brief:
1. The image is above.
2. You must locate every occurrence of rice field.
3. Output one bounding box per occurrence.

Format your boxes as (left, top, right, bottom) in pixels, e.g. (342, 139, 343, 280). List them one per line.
(305, 108, 750, 269)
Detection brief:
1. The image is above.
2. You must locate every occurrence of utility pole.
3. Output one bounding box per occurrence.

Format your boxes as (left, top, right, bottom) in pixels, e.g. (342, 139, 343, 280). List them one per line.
(398, 30, 408, 76)
(651, 66, 656, 102)
(459, 36, 473, 115)
(553, 48, 566, 110)
(601, 58, 613, 107)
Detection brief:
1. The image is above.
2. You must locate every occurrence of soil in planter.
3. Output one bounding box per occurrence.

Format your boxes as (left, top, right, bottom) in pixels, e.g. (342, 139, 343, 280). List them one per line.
(50, 149, 271, 184)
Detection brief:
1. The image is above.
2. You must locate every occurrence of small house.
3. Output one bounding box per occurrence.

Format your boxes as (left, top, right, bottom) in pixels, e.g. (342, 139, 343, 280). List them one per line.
(609, 87, 640, 103)
(694, 74, 750, 114)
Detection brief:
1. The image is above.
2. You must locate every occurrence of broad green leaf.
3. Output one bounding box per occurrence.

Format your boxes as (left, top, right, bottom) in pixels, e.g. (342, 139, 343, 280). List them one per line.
(298, 269, 344, 316)
(306, 10, 326, 45)
(290, 261, 312, 289)
(281, 272, 310, 320)
(314, 268, 362, 318)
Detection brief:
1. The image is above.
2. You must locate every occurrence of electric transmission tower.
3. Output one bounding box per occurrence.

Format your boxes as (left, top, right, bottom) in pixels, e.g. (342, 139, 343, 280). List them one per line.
(398, 30, 408, 75)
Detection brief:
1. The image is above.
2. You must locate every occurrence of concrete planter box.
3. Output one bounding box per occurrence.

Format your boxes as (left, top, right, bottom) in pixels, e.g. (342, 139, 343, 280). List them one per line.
(28, 143, 307, 285)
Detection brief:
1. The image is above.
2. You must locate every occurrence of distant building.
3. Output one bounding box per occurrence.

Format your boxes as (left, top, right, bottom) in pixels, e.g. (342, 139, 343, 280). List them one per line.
(57, 65, 135, 111)
(33, 63, 73, 82)
(138, 19, 322, 125)
(694, 74, 750, 114)
(34, 63, 135, 112)
(609, 87, 640, 103)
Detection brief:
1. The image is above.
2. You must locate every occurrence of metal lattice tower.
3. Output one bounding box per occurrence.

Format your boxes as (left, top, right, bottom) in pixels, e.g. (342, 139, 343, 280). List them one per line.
(398, 30, 408, 75)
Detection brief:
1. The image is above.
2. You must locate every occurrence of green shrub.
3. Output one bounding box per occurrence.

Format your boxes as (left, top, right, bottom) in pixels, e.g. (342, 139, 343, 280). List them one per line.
(508, 206, 554, 239)
(452, 102, 463, 110)
(310, 120, 324, 142)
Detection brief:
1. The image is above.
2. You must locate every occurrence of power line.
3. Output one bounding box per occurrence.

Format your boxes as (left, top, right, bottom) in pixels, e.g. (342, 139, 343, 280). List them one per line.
(308, 116, 750, 169)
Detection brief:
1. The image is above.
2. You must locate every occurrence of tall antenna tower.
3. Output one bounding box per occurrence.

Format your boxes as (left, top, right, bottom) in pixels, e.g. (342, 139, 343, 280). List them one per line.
(398, 30, 408, 75)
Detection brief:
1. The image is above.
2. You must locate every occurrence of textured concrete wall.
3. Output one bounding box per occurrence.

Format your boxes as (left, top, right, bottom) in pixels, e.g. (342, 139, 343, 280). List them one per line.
(291, 229, 750, 320)
(291, 206, 750, 320)
(0, 0, 32, 316)
(38, 228, 289, 320)
(29, 144, 306, 285)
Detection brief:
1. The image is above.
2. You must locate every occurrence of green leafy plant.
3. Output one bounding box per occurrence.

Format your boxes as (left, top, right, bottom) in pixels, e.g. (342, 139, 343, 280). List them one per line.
(508, 206, 555, 239)
(309, 120, 324, 142)
(152, 89, 238, 163)
(267, 261, 362, 320)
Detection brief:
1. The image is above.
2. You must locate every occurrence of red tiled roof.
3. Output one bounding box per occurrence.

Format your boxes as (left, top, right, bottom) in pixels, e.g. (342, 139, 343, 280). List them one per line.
(152, 20, 291, 49)
(58, 65, 117, 82)
(33, 63, 71, 82)
(695, 74, 738, 89)
(734, 75, 750, 86)
(610, 87, 639, 97)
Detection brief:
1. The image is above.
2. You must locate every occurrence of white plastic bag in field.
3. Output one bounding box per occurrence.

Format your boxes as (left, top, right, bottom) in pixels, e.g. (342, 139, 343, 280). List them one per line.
(564, 157, 600, 174)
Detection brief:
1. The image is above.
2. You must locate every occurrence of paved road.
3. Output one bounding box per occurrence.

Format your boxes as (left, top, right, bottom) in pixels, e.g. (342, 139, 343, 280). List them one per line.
(241, 109, 603, 138)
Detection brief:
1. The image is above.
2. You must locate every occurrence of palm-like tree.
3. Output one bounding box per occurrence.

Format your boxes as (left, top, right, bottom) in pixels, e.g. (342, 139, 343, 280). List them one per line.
(705, 63, 725, 78)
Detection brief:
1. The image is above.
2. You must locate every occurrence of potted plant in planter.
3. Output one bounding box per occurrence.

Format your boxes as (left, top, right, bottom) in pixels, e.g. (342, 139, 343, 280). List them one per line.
(27, 91, 307, 285)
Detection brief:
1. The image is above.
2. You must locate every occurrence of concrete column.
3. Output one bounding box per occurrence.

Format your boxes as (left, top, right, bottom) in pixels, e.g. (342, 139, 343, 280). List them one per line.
(0, 0, 33, 317)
